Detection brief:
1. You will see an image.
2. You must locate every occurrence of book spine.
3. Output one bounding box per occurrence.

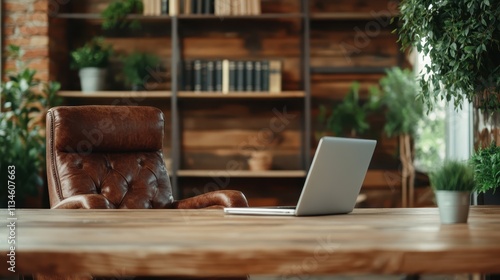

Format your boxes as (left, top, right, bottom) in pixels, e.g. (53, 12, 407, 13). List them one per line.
(215, 60, 223, 92)
(236, 61, 245, 92)
(222, 59, 229, 93)
(155, 0, 161, 15)
(191, 0, 197, 14)
(196, 0, 203, 14)
(261, 60, 269, 92)
(206, 60, 215, 92)
(193, 59, 202, 92)
(143, 0, 149, 15)
(203, 0, 214, 14)
(245, 61, 254, 91)
(269, 60, 282, 93)
(161, 0, 168, 14)
(169, 0, 178, 15)
(183, 60, 193, 91)
(228, 60, 236, 92)
(201, 60, 208, 91)
(254, 60, 262, 92)
(184, 0, 191, 14)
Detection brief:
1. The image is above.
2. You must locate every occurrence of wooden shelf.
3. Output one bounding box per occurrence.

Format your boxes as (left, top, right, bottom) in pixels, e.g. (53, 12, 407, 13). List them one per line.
(310, 66, 389, 74)
(177, 170, 307, 178)
(57, 91, 171, 98)
(177, 91, 305, 98)
(178, 13, 304, 19)
(310, 12, 399, 21)
(55, 13, 303, 20)
(54, 13, 172, 20)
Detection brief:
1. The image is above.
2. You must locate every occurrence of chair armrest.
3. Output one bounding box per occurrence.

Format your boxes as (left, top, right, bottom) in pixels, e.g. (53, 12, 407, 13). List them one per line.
(170, 190, 248, 209)
(52, 194, 115, 209)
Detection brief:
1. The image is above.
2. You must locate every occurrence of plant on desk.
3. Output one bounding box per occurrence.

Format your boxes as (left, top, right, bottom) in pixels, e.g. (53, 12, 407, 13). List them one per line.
(470, 142, 500, 204)
(0, 45, 62, 208)
(429, 160, 476, 224)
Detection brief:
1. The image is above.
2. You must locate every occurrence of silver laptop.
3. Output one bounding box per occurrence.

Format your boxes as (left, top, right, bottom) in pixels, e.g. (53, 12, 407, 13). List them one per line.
(224, 136, 376, 216)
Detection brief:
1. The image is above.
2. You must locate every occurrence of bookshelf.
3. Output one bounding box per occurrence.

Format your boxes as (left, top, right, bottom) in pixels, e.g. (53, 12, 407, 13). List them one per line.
(49, 0, 405, 207)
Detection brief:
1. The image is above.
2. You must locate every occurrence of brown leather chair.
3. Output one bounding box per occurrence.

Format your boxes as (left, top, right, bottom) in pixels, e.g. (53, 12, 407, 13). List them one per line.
(41, 105, 248, 280)
(46, 105, 248, 210)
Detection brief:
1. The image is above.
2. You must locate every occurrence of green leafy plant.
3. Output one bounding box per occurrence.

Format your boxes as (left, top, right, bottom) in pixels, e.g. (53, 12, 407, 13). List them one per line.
(398, 0, 500, 111)
(470, 142, 500, 194)
(70, 37, 113, 70)
(317, 82, 379, 138)
(101, 0, 143, 30)
(429, 160, 476, 191)
(0, 45, 62, 207)
(374, 67, 424, 138)
(371, 67, 424, 206)
(122, 52, 161, 90)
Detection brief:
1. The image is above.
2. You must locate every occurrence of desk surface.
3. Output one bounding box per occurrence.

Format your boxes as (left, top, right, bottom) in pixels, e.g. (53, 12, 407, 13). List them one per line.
(1, 207, 500, 276)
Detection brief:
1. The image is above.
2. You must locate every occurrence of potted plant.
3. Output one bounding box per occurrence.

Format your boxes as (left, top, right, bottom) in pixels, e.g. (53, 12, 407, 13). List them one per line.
(317, 81, 379, 139)
(0, 45, 62, 208)
(70, 37, 113, 93)
(101, 0, 144, 31)
(398, 0, 500, 111)
(372, 67, 424, 207)
(122, 52, 161, 91)
(470, 142, 500, 204)
(429, 160, 476, 224)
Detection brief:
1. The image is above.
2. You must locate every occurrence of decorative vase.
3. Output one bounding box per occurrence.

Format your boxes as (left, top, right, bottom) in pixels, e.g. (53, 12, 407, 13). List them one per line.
(79, 67, 107, 93)
(248, 151, 273, 171)
(435, 191, 471, 224)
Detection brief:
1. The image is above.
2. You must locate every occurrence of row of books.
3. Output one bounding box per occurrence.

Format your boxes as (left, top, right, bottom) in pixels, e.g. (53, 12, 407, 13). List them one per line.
(182, 60, 282, 93)
(142, 0, 261, 16)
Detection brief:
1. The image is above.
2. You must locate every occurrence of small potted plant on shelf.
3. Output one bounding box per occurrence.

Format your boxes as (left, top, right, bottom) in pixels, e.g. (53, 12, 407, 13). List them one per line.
(101, 0, 143, 31)
(122, 52, 161, 91)
(470, 142, 500, 204)
(0, 45, 62, 208)
(70, 37, 113, 93)
(316, 81, 379, 140)
(429, 160, 476, 224)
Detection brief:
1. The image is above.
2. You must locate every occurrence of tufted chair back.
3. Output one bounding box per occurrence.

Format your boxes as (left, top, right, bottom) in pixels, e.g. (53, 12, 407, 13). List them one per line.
(46, 105, 174, 209)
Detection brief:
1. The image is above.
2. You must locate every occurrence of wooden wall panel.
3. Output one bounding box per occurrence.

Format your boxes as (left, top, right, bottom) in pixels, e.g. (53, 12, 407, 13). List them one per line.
(310, 0, 399, 14)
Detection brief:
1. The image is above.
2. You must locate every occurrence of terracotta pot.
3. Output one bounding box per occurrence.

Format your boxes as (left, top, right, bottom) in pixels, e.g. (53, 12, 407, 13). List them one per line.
(248, 151, 273, 171)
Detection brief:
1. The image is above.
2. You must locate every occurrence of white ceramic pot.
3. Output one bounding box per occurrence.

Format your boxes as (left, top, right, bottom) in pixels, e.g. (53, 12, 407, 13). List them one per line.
(78, 67, 107, 93)
(435, 190, 471, 224)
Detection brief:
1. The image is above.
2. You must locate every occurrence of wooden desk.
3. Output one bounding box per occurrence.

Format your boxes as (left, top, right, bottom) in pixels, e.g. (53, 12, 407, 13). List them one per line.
(1, 207, 500, 277)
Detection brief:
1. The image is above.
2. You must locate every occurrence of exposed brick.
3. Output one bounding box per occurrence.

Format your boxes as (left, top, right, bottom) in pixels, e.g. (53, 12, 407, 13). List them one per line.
(19, 26, 48, 36)
(4, 2, 28, 13)
(34, 0, 48, 12)
(3, 15, 20, 26)
(30, 36, 49, 47)
(4, 61, 17, 73)
(24, 48, 49, 59)
(27, 58, 50, 70)
(26, 12, 49, 23)
(4, 37, 30, 47)
(2, 0, 51, 81)
(34, 71, 49, 82)
(3, 27, 17, 36)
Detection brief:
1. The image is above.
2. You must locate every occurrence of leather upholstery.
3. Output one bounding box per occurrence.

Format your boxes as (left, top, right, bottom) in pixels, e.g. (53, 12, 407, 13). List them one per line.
(46, 105, 248, 210)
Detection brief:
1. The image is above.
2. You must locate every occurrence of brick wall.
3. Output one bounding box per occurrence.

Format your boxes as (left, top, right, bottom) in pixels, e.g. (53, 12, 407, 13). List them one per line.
(2, 0, 49, 81)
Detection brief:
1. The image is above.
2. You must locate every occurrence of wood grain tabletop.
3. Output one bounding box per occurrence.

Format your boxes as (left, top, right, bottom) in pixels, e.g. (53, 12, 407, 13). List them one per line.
(1, 207, 500, 277)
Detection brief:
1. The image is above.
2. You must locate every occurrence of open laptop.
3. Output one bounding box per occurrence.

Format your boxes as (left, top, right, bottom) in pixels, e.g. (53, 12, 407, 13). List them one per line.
(224, 136, 376, 216)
